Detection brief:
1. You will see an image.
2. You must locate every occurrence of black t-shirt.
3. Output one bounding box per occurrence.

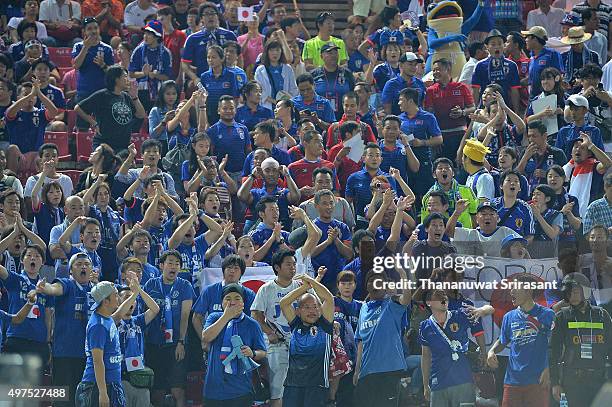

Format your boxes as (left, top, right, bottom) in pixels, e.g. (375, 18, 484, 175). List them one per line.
(14, 57, 56, 83)
(285, 316, 333, 388)
(79, 89, 136, 152)
(411, 241, 457, 281)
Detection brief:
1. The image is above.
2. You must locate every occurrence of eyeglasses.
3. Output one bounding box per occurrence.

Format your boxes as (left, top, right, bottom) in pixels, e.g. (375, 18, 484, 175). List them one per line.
(202, 11, 217, 16)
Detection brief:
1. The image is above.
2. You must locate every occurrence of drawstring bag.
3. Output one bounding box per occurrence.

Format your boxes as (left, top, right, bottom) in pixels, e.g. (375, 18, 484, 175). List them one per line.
(329, 329, 352, 378)
(127, 366, 155, 389)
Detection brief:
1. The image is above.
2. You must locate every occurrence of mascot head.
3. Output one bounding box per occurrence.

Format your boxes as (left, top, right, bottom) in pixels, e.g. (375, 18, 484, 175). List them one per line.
(427, 1, 463, 22)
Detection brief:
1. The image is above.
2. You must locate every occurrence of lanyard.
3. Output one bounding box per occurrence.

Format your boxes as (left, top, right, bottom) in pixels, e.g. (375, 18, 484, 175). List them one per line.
(430, 312, 462, 361)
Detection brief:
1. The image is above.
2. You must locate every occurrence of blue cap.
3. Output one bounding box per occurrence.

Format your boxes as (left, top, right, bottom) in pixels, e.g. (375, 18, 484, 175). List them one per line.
(501, 234, 528, 250)
(561, 12, 581, 26)
(144, 19, 163, 38)
(476, 201, 498, 212)
(380, 30, 404, 47)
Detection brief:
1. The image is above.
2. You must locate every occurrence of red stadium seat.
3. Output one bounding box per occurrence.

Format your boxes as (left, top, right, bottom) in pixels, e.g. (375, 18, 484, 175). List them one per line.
(44, 132, 72, 161)
(64, 109, 77, 132)
(76, 131, 95, 162)
(58, 66, 73, 81)
(47, 47, 73, 69)
(61, 170, 82, 187)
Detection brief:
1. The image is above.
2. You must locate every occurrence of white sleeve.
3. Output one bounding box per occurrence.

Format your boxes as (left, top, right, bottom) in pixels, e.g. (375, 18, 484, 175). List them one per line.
(37, 22, 48, 39)
(60, 175, 73, 197)
(11, 178, 24, 197)
(39, 2, 51, 21)
(477, 173, 495, 201)
(23, 176, 37, 198)
(7, 18, 21, 30)
(123, 4, 142, 27)
(72, 2, 81, 20)
(458, 62, 473, 85)
(250, 284, 268, 312)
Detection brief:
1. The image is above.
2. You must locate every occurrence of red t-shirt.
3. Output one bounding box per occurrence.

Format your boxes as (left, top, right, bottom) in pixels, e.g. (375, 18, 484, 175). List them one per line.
(288, 144, 329, 162)
(509, 55, 530, 109)
(423, 81, 474, 131)
(163, 29, 187, 80)
(326, 115, 376, 150)
(288, 158, 341, 201)
(328, 142, 363, 196)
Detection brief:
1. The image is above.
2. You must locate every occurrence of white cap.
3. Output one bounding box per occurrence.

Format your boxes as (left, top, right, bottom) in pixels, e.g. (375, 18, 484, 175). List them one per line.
(566, 94, 589, 109)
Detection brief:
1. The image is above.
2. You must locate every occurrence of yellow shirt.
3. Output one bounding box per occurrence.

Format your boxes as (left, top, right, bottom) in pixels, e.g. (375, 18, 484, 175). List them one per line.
(301, 36, 348, 68)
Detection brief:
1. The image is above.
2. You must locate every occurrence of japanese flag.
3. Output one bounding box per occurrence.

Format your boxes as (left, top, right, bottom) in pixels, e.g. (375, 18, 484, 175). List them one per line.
(125, 356, 144, 372)
(238, 7, 254, 22)
(27, 304, 40, 319)
(163, 328, 174, 344)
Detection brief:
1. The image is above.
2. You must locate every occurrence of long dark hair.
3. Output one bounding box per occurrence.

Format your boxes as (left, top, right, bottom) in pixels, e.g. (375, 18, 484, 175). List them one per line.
(188, 132, 212, 175)
(261, 40, 287, 66)
(155, 80, 180, 109)
(89, 143, 119, 175)
(276, 99, 300, 123)
(539, 67, 565, 105)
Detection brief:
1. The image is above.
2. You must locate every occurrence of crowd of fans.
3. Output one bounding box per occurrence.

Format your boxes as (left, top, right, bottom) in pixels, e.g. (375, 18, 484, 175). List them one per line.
(0, 0, 611, 407)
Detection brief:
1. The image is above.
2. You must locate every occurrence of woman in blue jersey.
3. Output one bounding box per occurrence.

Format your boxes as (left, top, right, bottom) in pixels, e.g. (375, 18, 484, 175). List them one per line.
(149, 80, 180, 156)
(166, 89, 207, 149)
(530, 184, 563, 258)
(200, 45, 241, 125)
(546, 165, 582, 247)
(365, 31, 403, 93)
(525, 67, 567, 145)
(254, 40, 299, 111)
(273, 99, 299, 151)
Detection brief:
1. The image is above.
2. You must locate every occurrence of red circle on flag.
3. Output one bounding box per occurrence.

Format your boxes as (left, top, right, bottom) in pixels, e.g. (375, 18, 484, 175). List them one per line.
(33, 307, 40, 316)
(241, 10, 250, 18)
(164, 331, 171, 340)
(131, 359, 139, 367)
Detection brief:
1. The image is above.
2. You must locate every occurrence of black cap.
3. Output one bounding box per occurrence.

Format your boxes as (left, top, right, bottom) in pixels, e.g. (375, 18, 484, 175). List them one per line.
(222, 283, 245, 301)
(320, 42, 340, 53)
(484, 29, 504, 45)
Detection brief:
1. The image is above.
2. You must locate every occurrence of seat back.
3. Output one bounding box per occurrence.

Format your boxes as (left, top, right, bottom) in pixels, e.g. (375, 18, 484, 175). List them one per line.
(47, 47, 73, 69)
(44, 131, 72, 161)
(76, 131, 95, 162)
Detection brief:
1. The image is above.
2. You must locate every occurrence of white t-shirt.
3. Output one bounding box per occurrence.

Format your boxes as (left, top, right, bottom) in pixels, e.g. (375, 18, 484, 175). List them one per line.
(466, 170, 495, 201)
(251, 279, 301, 339)
(8, 18, 48, 40)
(39, 0, 81, 22)
(124, 2, 158, 27)
(24, 173, 73, 200)
(295, 247, 314, 277)
(452, 226, 518, 257)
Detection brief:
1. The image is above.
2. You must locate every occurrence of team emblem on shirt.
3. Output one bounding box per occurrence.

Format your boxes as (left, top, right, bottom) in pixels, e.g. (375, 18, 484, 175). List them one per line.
(237, 128, 245, 139)
(449, 323, 459, 333)
(310, 326, 318, 336)
(515, 218, 523, 228)
(32, 112, 39, 127)
(452, 90, 462, 96)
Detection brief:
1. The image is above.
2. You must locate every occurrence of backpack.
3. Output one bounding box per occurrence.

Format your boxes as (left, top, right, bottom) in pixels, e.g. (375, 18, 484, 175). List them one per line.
(162, 144, 190, 196)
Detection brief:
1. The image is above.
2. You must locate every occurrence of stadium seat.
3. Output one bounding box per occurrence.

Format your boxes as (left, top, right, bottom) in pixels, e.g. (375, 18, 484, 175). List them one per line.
(64, 109, 77, 132)
(47, 47, 73, 69)
(76, 131, 95, 162)
(60, 170, 83, 187)
(44, 132, 72, 161)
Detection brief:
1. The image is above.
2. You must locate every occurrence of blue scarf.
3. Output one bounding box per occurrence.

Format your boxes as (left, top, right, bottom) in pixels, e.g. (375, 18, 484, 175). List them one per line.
(123, 320, 144, 371)
(160, 281, 175, 344)
(565, 46, 594, 82)
(220, 313, 260, 375)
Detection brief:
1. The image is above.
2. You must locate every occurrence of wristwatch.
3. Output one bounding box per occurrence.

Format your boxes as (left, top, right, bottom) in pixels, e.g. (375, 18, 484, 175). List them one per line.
(177, 339, 185, 344)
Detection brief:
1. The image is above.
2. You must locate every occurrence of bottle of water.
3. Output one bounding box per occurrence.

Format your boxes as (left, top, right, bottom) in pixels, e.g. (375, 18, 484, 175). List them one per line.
(559, 393, 568, 407)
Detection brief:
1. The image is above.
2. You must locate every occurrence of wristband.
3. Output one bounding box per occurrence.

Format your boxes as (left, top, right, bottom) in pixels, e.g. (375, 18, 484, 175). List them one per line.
(27, 300, 36, 305)
(131, 97, 139, 101)
(177, 339, 185, 344)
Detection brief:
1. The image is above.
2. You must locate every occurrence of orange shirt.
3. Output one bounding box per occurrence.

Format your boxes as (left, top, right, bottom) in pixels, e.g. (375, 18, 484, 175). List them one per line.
(81, 0, 124, 38)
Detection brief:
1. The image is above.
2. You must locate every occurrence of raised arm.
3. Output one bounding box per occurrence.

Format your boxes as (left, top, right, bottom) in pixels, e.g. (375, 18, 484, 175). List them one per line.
(368, 189, 394, 234)
(11, 290, 37, 324)
(168, 213, 198, 249)
(36, 278, 65, 297)
(205, 221, 234, 260)
(445, 199, 469, 238)
(83, 174, 108, 208)
(58, 216, 86, 253)
(281, 166, 300, 204)
(237, 167, 259, 205)
(279, 280, 310, 323)
(15, 214, 46, 252)
(289, 206, 322, 258)
(299, 274, 334, 322)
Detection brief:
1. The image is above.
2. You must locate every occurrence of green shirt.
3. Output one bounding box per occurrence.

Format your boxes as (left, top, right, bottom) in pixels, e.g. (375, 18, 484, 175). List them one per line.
(421, 181, 478, 228)
(302, 36, 348, 68)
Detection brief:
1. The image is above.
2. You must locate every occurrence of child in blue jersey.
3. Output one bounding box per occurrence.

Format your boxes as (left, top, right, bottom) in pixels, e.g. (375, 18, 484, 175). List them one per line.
(378, 115, 420, 183)
(419, 289, 478, 405)
(330, 270, 362, 407)
(192, 254, 256, 341)
(0, 244, 54, 369)
(222, 41, 248, 92)
(36, 252, 98, 407)
(354, 266, 412, 407)
(201, 283, 267, 407)
(166, 194, 223, 285)
(140, 189, 182, 268)
(115, 272, 160, 407)
(182, 133, 212, 194)
(487, 273, 555, 407)
(121, 172, 166, 225)
(0, 284, 37, 354)
(75, 281, 125, 407)
(5, 81, 58, 174)
(166, 89, 204, 150)
(142, 250, 194, 407)
(280, 273, 335, 407)
(342, 229, 376, 301)
(32, 59, 67, 131)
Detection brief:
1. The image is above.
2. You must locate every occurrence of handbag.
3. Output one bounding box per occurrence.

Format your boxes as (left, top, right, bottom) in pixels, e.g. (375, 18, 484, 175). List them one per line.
(127, 366, 155, 389)
(47, 1, 81, 42)
(329, 328, 352, 378)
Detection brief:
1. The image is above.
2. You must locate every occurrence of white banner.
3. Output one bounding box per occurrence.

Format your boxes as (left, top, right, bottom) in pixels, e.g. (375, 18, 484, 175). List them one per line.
(461, 257, 561, 355)
(198, 266, 276, 294)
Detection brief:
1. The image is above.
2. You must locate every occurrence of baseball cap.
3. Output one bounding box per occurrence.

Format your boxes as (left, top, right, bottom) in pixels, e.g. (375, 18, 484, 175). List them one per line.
(561, 12, 581, 26)
(379, 30, 404, 47)
(521, 26, 548, 41)
(320, 42, 340, 53)
(288, 226, 308, 248)
(484, 29, 504, 45)
(90, 281, 118, 311)
(566, 94, 589, 109)
(501, 235, 528, 250)
(68, 252, 91, 270)
(476, 201, 498, 213)
(399, 52, 423, 63)
(144, 19, 163, 38)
